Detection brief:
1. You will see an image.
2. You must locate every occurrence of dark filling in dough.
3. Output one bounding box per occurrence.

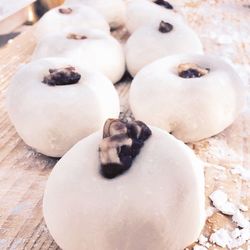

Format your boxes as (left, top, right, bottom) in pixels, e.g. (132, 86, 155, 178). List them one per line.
(159, 21, 173, 33)
(178, 63, 210, 78)
(154, 0, 173, 9)
(99, 119, 152, 179)
(66, 33, 87, 40)
(42, 66, 81, 86)
(58, 8, 72, 14)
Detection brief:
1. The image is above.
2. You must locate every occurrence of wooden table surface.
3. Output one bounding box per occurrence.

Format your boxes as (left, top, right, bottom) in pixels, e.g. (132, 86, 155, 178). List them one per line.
(0, 1, 250, 249)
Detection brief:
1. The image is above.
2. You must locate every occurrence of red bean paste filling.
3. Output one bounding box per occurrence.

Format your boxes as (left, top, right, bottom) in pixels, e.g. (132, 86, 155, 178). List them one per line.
(99, 119, 152, 179)
(178, 63, 210, 78)
(58, 8, 72, 14)
(159, 21, 173, 33)
(42, 66, 81, 86)
(154, 0, 173, 9)
(67, 33, 87, 40)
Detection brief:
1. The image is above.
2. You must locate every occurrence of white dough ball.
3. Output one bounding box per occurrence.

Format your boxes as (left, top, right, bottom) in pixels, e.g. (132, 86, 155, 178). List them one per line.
(6, 58, 120, 157)
(126, 0, 181, 33)
(64, 0, 126, 28)
(129, 54, 245, 142)
(34, 4, 110, 41)
(125, 19, 203, 76)
(43, 126, 205, 250)
(32, 28, 125, 83)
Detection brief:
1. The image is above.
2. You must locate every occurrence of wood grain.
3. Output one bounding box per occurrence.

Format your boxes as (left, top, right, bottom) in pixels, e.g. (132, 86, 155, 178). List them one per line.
(0, 1, 249, 249)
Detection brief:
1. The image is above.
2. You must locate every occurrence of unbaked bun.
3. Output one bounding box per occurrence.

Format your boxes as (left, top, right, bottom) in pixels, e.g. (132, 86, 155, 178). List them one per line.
(125, 19, 203, 76)
(32, 28, 125, 83)
(6, 58, 120, 157)
(126, 0, 181, 33)
(64, 0, 126, 28)
(129, 54, 245, 142)
(43, 119, 205, 250)
(34, 5, 110, 41)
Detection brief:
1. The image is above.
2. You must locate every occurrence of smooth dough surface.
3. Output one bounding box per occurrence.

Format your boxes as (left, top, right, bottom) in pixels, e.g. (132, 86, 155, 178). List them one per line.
(6, 58, 120, 157)
(64, 0, 126, 28)
(43, 127, 205, 250)
(126, 0, 181, 33)
(125, 19, 203, 76)
(129, 54, 245, 142)
(34, 4, 110, 41)
(32, 28, 125, 83)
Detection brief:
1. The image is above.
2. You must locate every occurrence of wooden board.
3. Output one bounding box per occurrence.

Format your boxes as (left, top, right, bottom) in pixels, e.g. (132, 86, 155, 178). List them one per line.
(0, 1, 250, 249)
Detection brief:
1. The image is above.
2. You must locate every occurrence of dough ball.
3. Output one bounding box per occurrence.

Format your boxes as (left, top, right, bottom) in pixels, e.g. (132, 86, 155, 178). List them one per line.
(43, 124, 205, 250)
(126, 0, 182, 33)
(129, 54, 245, 142)
(34, 4, 110, 41)
(6, 58, 120, 157)
(125, 19, 203, 76)
(64, 0, 126, 28)
(32, 28, 125, 84)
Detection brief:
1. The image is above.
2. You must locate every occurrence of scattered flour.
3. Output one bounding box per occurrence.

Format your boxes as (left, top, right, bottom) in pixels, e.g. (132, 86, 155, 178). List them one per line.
(210, 228, 232, 248)
(198, 234, 208, 245)
(209, 190, 238, 215)
(231, 165, 250, 181)
(232, 210, 250, 228)
(210, 227, 250, 249)
(209, 190, 250, 249)
(198, 234, 211, 248)
(239, 204, 249, 212)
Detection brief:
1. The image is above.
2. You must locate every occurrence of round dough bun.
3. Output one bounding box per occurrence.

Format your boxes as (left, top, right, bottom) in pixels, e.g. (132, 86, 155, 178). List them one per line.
(32, 28, 125, 84)
(126, 0, 182, 33)
(64, 0, 126, 28)
(6, 58, 120, 157)
(43, 126, 205, 250)
(34, 4, 110, 42)
(129, 54, 245, 142)
(125, 19, 203, 76)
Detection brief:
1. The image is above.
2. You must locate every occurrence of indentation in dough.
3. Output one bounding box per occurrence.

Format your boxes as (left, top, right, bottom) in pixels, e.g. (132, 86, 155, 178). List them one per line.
(158, 21, 173, 33)
(154, 0, 174, 10)
(66, 33, 87, 40)
(178, 63, 209, 78)
(58, 8, 72, 14)
(42, 66, 81, 86)
(99, 119, 152, 179)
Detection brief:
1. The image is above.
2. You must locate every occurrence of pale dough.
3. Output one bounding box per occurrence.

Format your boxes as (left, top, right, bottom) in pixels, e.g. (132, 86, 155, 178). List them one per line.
(32, 28, 125, 83)
(34, 4, 110, 41)
(129, 54, 245, 142)
(126, 0, 182, 33)
(6, 58, 120, 157)
(64, 0, 126, 28)
(43, 126, 205, 250)
(125, 18, 203, 76)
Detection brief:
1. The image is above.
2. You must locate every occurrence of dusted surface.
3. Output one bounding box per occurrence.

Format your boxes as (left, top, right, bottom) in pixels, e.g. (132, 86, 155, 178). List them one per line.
(0, 0, 249, 249)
